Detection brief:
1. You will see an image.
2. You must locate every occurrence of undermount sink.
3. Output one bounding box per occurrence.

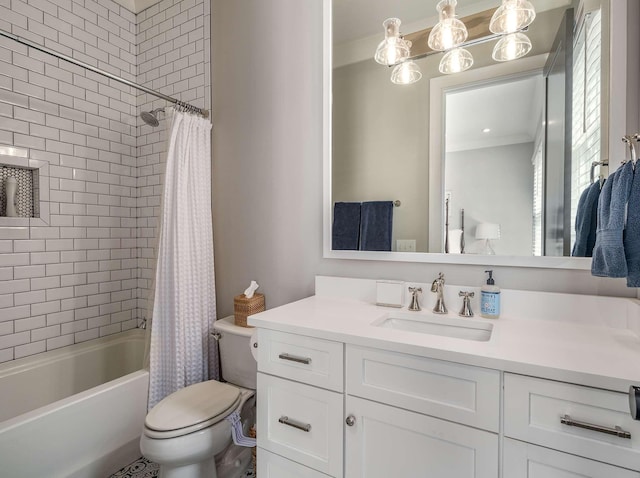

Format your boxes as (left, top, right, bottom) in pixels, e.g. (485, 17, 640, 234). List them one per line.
(373, 312, 493, 342)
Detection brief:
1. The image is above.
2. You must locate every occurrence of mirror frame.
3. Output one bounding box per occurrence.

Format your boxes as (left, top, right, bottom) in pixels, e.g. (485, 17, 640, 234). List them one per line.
(323, 0, 628, 270)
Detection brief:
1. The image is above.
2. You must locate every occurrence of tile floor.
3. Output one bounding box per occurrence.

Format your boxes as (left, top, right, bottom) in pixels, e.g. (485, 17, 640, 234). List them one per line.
(110, 456, 256, 478)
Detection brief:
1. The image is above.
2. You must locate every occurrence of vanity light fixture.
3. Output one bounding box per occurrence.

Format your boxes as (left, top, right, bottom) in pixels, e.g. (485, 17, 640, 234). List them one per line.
(374, 18, 411, 66)
(374, 2, 535, 83)
(482, 128, 491, 133)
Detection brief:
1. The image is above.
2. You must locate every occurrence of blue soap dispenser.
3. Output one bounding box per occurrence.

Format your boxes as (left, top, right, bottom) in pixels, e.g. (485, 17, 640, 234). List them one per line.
(480, 270, 500, 319)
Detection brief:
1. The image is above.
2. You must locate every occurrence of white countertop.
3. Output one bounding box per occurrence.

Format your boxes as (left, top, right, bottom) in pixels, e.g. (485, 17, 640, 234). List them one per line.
(248, 294, 640, 393)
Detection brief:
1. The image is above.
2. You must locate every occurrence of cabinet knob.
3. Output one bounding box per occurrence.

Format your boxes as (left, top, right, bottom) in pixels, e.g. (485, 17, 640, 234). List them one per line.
(345, 415, 356, 426)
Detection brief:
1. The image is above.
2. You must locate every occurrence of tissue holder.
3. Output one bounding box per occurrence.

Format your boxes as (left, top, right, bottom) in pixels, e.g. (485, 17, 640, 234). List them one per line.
(233, 293, 265, 327)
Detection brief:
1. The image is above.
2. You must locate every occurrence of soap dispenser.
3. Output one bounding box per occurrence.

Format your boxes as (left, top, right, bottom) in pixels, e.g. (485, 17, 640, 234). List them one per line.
(480, 270, 500, 319)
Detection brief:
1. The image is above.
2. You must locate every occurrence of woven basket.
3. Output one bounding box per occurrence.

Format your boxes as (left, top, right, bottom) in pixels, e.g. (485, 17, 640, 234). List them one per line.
(249, 425, 257, 474)
(233, 293, 265, 327)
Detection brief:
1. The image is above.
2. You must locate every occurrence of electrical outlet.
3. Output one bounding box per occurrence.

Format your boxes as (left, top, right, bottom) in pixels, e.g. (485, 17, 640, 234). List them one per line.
(396, 239, 416, 252)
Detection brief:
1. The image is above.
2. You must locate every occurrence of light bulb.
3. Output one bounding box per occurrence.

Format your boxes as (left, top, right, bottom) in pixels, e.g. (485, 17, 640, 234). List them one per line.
(374, 18, 410, 65)
(439, 47, 473, 74)
(489, 0, 536, 34)
(391, 61, 422, 85)
(428, 0, 468, 52)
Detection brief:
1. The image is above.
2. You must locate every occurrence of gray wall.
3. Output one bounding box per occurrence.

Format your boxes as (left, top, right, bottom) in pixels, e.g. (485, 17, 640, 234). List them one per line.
(446, 143, 535, 256)
(211, 0, 639, 319)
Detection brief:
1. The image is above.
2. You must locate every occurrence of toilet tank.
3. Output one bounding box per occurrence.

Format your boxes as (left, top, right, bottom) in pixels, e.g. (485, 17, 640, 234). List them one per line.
(213, 316, 257, 389)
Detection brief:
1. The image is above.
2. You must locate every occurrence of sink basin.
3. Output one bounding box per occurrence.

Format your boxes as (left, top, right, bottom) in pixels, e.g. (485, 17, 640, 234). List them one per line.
(373, 312, 493, 342)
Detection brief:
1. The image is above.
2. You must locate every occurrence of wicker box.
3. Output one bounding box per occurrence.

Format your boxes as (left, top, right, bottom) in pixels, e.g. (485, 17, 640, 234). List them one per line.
(233, 293, 265, 327)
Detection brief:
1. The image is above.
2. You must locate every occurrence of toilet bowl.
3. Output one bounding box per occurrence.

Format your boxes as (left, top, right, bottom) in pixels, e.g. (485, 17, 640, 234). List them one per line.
(141, 316, 258, 478)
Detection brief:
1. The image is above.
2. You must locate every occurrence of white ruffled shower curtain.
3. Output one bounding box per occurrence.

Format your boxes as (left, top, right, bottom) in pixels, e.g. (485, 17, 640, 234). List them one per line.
(147, 110, 218, 410)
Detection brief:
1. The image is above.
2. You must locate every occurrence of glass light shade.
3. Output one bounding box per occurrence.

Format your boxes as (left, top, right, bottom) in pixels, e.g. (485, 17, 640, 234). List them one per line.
(492, 32, 532, 61)
(439, 47, 473, 74)
(489, 0, 536, 34)
(391, 61, 422, 85)
(374, 18, 411, 65)
(428, 0, 468, 51)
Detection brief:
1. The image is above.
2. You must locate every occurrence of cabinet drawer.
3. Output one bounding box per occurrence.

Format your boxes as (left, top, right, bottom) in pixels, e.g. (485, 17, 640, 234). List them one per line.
(504, 438, 640, 477)
(346, 345, 500, 431)
(257, 449, 332, 478)
(257, 373, 343, 477)
(504, 373, 640, 471)
(257, 329, 343, 392)
(345, 395, 499, 478)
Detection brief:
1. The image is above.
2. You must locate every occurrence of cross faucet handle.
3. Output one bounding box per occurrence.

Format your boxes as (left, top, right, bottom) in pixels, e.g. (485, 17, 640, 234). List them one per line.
(458, 291, 474, 317)
(408, 287, 422, 311)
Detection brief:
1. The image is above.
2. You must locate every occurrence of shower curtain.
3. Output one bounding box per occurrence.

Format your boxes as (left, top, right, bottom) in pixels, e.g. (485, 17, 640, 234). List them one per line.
(147, 110, 218, 409)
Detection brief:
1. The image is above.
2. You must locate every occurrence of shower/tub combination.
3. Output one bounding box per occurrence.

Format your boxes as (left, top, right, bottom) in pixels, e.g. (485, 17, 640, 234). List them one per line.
(0, 329, 147, 477)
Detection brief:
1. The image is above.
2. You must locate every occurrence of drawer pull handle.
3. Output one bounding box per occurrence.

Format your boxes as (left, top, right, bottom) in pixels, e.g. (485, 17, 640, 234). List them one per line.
(278, 353, 312, 365)
(560, 414, 631, 439)
(278, 416, 311, 432)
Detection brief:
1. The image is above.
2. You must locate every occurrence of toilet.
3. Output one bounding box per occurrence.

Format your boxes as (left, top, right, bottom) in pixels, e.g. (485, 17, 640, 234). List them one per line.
(140, 316, 258, 478)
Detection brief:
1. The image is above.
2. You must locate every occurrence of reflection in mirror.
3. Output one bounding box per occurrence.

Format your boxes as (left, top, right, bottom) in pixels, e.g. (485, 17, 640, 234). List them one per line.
(330, 0, 609, 261)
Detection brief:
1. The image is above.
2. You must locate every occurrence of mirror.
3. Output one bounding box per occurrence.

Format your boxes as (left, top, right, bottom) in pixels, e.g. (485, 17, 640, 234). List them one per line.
(327, 0, 612, 268)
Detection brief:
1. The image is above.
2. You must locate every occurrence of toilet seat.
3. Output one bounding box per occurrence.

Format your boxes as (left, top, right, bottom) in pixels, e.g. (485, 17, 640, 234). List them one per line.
(144, 380, 241, 439)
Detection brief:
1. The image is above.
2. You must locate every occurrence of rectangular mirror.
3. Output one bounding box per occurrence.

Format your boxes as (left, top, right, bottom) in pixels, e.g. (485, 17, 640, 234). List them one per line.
(325, 0, 616, 269)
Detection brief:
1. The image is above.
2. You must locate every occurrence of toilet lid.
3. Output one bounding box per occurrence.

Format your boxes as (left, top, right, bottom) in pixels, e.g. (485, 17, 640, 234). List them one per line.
(145, 380, 241, 432)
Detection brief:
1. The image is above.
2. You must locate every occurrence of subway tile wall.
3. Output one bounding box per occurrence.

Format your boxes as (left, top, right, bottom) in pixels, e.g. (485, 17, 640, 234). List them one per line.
(0, 0, 211, 363)
(135, 0, 210, 323)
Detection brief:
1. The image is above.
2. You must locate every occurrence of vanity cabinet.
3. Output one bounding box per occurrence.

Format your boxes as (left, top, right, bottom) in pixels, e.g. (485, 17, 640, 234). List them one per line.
(256, 329, 639, 477)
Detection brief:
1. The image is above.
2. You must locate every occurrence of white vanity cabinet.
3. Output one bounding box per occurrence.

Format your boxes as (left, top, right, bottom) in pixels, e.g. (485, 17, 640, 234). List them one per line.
(255, 327, 639, 478)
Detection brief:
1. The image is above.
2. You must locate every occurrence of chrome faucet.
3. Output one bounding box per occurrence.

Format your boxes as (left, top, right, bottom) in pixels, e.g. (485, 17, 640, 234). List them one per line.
(408, 287, 422, 311)
(458, 291, 474, 317)
(431, 273, 447, 314)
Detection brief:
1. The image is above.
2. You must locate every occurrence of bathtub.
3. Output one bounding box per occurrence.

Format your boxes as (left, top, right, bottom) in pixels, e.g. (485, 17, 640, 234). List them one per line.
(0, 328, 148, 478)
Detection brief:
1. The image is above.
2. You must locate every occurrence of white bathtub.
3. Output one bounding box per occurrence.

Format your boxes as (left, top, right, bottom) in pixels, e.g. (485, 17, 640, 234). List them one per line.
(0, 328, 148, 478)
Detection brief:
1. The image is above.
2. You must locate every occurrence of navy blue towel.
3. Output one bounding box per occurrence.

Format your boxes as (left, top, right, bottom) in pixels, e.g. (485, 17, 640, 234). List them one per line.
(572, 181, 601, 257)
(332, 202, 361, 250)
(625, 167, 640, 286)
(592, 162, 634, 277)
(360, 201, 393, 251)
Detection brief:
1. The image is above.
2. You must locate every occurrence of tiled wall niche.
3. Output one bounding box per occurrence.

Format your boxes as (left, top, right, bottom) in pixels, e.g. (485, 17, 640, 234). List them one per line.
(0, 0, 211, 363)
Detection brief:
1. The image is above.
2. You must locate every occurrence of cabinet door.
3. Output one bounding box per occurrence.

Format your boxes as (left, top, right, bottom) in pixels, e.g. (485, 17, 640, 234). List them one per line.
(345, 396, 498, 478)
(503, 438, 640, 478)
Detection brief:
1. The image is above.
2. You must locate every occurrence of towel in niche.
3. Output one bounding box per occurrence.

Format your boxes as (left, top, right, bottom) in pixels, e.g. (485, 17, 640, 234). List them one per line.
(360, 201, 393, 251)
(625, 167, 640, 287)
(332, 202, 361, 250)
(592, 162, 634, 277)
(572, 181, 602, 257)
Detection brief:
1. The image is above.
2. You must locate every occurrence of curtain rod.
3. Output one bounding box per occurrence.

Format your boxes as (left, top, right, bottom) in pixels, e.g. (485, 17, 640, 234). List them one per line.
(0, 29, 209, 118)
